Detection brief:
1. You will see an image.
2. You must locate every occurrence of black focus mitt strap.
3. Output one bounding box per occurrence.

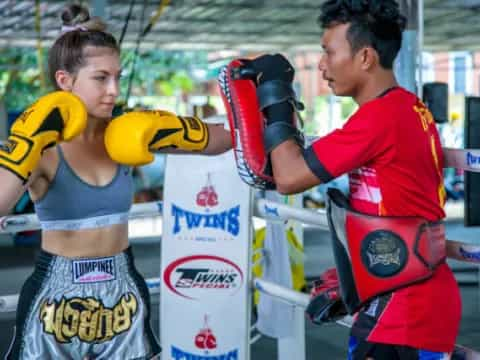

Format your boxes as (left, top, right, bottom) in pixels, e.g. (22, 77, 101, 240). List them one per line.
(264, 122, 304, 153)
(257, 79, 304, 152)
(257, 80, 304, 113)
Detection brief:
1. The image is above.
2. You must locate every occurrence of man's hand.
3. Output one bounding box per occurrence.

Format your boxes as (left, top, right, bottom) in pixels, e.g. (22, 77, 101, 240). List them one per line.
(237, 54, 295, 85)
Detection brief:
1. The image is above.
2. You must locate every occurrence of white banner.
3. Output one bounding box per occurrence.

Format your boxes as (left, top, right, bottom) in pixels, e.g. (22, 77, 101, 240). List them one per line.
(161, 151, 252, 360)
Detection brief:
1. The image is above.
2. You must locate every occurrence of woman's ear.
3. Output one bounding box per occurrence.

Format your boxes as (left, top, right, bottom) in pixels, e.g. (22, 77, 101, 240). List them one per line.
(55, 70, 74, 91)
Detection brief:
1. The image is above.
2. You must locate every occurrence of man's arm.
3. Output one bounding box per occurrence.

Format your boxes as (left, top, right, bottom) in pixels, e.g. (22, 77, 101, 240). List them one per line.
(270, 140, 322, 194)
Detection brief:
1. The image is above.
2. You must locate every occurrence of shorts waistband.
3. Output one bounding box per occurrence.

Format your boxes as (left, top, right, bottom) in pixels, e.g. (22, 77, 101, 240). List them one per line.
(34, 247, 134, 284)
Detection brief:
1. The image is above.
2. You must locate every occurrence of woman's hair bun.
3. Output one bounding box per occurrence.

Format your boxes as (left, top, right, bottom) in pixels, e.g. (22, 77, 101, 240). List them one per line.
(61, 3, 107, 32)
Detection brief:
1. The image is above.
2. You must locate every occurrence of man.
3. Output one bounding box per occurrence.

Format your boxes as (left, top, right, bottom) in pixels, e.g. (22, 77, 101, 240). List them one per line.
(224, 1, 461, 359)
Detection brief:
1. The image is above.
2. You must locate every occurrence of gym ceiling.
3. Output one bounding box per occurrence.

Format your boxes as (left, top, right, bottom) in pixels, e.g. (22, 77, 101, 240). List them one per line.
(0, 0, 478, 52)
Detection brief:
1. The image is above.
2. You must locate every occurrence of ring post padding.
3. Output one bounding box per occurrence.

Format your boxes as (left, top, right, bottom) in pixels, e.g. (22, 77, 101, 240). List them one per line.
(161, 150, 253, 359)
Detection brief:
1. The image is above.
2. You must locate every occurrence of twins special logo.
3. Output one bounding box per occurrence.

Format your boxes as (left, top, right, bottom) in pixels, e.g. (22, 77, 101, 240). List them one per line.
(361, 230, 408, 278)
(171, 204, 240, 236)
(197, 173, 218, 208)
(170, 315, 239, 360)
(459, 246, 480, 261)
(194, 315, 217, 351)
(163, 255, 244, 300)
(170, 174, 241, 238)
(466, 152, 480, 169)
(171, 347, 238, 360)
(263, 204, 280, 217)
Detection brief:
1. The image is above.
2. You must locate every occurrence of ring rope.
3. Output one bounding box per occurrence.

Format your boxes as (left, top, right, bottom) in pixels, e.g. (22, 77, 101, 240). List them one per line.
(0, 199, 328, 234)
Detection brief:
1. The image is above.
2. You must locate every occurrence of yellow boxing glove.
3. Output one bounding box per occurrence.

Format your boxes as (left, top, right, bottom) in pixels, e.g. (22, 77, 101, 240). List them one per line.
(105, 110, 209, 166)
(0, 91, 87, 182)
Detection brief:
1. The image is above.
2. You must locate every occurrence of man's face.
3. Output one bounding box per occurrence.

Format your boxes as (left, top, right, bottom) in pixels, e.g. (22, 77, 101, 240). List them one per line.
(318, 23, 363, 97)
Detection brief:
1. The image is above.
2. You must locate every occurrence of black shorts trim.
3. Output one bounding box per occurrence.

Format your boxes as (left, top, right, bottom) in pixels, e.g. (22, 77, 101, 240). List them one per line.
(125, 247, 162, 357)
(6, 251, 54, 360)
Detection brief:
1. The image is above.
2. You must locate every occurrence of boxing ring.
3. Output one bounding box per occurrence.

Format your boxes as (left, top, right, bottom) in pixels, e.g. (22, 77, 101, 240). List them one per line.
(0, 149, 479, 359)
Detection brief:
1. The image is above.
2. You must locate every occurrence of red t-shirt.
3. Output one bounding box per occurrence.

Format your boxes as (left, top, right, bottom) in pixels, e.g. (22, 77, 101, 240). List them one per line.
(304, 87, 461, 352)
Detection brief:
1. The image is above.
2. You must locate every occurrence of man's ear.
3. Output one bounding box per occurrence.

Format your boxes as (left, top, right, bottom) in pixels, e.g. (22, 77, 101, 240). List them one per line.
(55, 70, 74, 91)
(358, 47, 379, 71)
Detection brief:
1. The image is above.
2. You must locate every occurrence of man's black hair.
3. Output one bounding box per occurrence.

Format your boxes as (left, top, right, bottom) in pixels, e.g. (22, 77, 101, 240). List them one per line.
(318, 0, 407, 69)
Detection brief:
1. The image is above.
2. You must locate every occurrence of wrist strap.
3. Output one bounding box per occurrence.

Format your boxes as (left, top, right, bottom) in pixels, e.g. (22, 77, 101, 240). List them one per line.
(257, 80, 304, 111)
(264, 122, 304, 153)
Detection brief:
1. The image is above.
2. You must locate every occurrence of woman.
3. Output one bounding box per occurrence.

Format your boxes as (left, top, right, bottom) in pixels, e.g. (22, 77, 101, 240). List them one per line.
(0, 4, 230, 359)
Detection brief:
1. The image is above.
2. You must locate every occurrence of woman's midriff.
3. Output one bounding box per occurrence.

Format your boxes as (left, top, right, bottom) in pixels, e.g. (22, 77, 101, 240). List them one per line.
(41, 223, 129, 257)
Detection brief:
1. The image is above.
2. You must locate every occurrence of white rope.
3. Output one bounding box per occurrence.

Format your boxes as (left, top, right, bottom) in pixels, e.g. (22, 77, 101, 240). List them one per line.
(0, 278, 311, 313)
(0, 199, 475, 252)
(0, 277, 160, 313)
(0, 202, 164, 234)
(0, 277, 307, 313)
(0, 278, 303, 313)
(255, 199, 328, 229)
(0, 295, 19, 313)
(0, 278, 308, 313)
(0, 199, 328, 234)
(253, 278, 309, 308)
(443, 148, 480, 172)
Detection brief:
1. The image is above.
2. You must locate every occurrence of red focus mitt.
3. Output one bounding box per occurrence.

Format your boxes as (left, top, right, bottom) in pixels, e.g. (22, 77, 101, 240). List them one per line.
(218, 59, 274, 189)
(218, 56, 304, 190)
(305, 268, 347, 325)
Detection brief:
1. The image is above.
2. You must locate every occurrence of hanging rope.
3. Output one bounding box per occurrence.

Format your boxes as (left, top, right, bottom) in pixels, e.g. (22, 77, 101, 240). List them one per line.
(34, 0, 46, 92)
(124, 0, 171, 105)
(124, 0, 148, 103)
(118, 0, 136, 47)
(141, 0, 171, 38)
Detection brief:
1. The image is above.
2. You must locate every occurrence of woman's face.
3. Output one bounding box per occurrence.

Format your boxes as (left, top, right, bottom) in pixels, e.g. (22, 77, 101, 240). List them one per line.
(69, 47, 121, 120)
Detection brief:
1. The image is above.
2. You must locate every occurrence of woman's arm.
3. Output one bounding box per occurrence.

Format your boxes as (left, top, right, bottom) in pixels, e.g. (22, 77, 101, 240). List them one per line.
(202, 124, 232, 155)
(133, 123, 232, 156)
(0, 91, 87, 216)
(0, 168, 29, 216)
(106, 112, 233, 163)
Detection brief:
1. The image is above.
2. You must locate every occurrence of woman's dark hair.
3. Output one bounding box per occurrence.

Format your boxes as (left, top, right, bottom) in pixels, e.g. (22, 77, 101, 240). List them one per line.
(318, 0, 407, 69)
(48, 3, 120, 88)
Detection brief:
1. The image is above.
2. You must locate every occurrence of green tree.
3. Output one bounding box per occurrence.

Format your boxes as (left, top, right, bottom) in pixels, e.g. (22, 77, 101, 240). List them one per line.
(120, 50, 207, 101)
(0, 47, 208, 111)
(0, 48, 50, 110)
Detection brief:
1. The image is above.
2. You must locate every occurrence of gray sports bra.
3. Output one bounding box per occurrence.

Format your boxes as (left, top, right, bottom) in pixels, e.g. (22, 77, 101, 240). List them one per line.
(34, 146, 134, 231)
